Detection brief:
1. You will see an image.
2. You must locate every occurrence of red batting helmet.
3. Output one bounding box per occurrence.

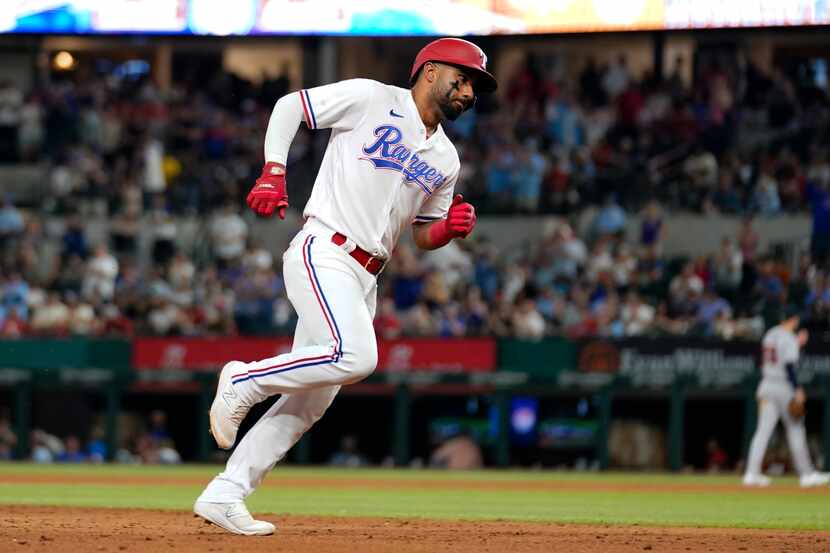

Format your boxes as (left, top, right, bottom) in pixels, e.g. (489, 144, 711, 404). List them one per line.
(410, 38, 497, 93)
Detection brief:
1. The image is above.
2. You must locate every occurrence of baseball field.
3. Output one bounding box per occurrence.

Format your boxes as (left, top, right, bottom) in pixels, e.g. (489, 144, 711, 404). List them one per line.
(1, 464, 828, 552)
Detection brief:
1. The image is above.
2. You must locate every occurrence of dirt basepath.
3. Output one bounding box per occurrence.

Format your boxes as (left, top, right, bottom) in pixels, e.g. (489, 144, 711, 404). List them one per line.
(2, 506, 829, 553)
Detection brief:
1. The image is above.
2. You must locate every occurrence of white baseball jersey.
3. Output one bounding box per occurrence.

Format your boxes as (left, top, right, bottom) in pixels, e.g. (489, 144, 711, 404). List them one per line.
(761, 325, 799, 381)
(296, 79, 459, 260)
(198, 78, 463, 510)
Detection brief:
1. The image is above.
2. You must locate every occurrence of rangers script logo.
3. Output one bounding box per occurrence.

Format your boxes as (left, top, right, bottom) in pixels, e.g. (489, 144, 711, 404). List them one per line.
(360, 125, 448, 195)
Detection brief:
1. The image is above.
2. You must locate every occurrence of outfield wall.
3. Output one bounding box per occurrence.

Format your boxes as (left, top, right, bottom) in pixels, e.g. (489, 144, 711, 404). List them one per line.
(1, 337, 828, 471)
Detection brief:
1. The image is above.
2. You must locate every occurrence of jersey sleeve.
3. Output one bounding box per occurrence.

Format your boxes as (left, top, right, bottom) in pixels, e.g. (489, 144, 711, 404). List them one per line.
(413, 167, 457, 224)
(783, 336, 800, 364)
(299, 79, 377, 131)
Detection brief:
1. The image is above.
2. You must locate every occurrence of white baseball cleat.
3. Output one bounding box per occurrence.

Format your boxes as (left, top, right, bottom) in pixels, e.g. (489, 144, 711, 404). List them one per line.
(210, 361, 255, 450)
(799, 472, 830, 488)
(742, 473, 772, 487)
(194, 500, 275, 536)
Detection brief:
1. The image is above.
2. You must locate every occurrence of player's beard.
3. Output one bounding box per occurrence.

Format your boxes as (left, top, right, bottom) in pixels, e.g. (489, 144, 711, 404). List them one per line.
(436, 83, 468, 121)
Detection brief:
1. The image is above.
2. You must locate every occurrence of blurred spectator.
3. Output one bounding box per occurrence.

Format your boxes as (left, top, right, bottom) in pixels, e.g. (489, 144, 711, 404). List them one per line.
(602, 54, 630, 100)
(100, 303, 134, 337)
(429, 430, 483, 470)
(18, 93, 43, 161)
(752, 164, 781, 215)
(30, 429, 64, 463)
(109, 204, 141, 259)
(621, 291, 655, 336)
(423, 240, 473, 292)
(473, 240, 500, 301)
(511, 297, 546, 340)
(639, 200, 664, 252)
(756, 258, 786, 307)
(591, 194, 627, 239)
(374, 297, 402, 340)
(550, 223, 587, 281)
(147, 196, 178, 266)
(134, 430, 181, 465)
(56, 435, 87, 463)
(82, 244, 119, 302)
(30, 291, 70, 335)
(669, 262, 703, 316)
(612, 244, 637, 288)
(713, 237, 743, 290)
(141, 132, 167, 198)
(242, 240, 274, 273)
(438, 302, 467, 337)
(421, 271, 450, 308)
(61, 215, 89, 260)
(710, 170, 742, 214)
(694, 288, 732, 336)
(512, 141, 546, 212)
(736, 216, 760, 264)
(168, 251, 196, 290)
(0, 307, 28, 337)
(148, 410, 172, 442)
(209, 202, 248, 266)
(0, 80, 23, 162)
(0, 197, 24, 251)
(2, 272, 29, 321)
(806, 178, 830, 268)
(0, 411, 17, 460)
(66, 292, 98, 336)
(705, 438, 729, 473)
(87, 435, 107, 464)
(328, 435, 368, 467)
(636, 244, 665, 286)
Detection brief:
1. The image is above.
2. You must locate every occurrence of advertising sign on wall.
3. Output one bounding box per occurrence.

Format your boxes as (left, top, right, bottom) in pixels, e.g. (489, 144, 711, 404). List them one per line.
(576, 338, 830, 388)
(132, 337, 496, 374)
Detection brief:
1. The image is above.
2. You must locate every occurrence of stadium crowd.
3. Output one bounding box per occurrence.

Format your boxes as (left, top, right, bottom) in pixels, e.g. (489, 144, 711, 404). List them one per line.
(0, 48, 829, 341)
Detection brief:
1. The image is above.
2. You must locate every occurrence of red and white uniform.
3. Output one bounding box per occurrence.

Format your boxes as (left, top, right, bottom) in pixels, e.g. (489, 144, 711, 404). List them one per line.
(198, 79, 458, 502)
(295, 79, 458, 258)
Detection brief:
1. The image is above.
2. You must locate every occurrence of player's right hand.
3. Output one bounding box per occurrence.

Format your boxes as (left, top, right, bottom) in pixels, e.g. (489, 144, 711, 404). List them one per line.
(798, 329, 809, 346)
(247, 162, 289, 219)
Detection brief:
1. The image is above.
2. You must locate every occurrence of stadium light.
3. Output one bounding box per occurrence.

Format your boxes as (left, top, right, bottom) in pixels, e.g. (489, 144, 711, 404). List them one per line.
(52, 51, 76, 71)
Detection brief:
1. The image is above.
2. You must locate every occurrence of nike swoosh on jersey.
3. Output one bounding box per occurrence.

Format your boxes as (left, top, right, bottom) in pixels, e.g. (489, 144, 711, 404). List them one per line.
(389, 109, 404, 118)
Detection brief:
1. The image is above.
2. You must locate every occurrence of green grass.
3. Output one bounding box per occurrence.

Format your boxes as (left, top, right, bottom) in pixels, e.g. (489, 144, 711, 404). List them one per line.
(1, 464, 828, 530)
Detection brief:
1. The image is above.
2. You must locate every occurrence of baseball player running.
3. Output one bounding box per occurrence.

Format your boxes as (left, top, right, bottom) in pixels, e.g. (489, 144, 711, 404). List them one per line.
(743, 309, 830, 488)
(193, 38, 497, 535)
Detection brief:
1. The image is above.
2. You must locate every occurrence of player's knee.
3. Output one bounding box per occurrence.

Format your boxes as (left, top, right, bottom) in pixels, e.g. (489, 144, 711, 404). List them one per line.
(343, 340, 378, 382)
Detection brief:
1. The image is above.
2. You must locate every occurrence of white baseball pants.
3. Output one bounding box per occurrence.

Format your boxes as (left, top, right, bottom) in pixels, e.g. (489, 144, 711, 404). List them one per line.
(746, 380, 814, 477)
(198, 222, 378, 502)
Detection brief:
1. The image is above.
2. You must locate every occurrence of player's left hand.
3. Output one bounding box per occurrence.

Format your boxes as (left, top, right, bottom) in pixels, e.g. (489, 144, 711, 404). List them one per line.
(788, 394, 806, 420)
(445, 194, 476, 238)
(247, 162, 289, 219)
(798, 329, 809, 347)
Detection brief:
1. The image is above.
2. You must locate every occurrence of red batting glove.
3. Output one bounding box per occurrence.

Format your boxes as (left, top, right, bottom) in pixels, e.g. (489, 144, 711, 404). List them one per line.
(428, 194, 477, 247)
(246, 162, 289, 219)
(445, 194, 476, 237)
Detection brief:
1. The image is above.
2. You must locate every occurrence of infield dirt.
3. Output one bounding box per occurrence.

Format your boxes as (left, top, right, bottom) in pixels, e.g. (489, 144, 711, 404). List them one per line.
(3, 505, 830, 553)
